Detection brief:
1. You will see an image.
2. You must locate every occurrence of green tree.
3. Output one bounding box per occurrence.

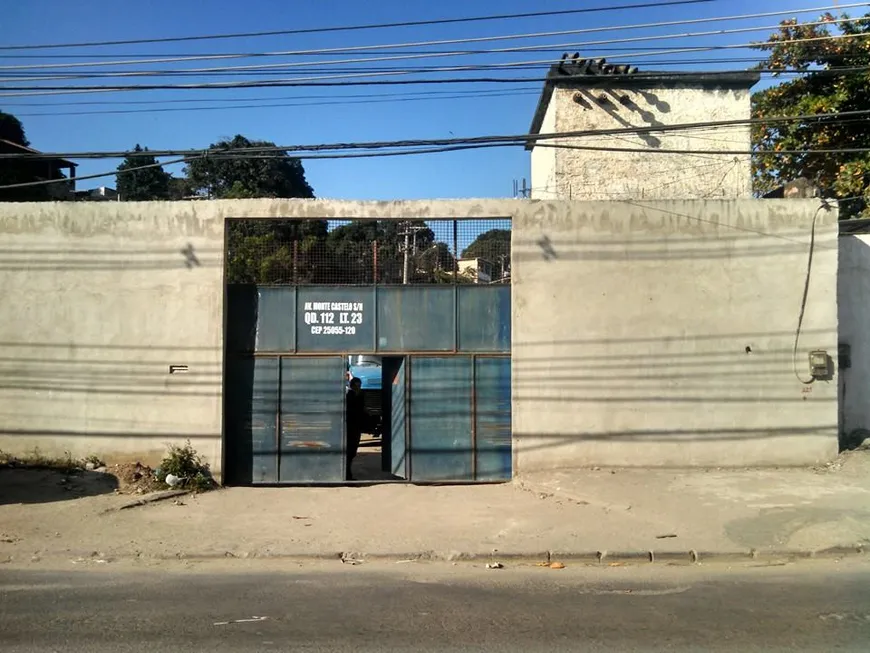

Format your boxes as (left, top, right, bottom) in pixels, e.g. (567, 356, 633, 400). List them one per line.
(116, 144, 171, 201)
(0, 110, 28, 145)
(168, 176, 195, 200)
(226, 219, 329, 284)
(0, 110, 51, 202)
(326, 220, 446, 283)
(752, 12, 870, 218)
(462, 228, 511, 280)
(207, 135, 318, 283)
(185, 135, 314, 199)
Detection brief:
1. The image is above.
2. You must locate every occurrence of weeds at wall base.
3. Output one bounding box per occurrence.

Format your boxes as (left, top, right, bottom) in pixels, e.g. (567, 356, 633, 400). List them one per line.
(154, 440, 216, 493)
(0, 441, 216, 494)
(0, 448, 83, 474)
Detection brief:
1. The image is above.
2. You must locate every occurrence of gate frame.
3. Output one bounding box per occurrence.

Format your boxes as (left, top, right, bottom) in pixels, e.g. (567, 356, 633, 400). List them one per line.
(220, 216, 512, 485)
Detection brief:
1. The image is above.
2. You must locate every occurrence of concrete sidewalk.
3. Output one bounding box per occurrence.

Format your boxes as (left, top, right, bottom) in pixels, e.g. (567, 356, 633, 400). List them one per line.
(2, 447, 869, 566)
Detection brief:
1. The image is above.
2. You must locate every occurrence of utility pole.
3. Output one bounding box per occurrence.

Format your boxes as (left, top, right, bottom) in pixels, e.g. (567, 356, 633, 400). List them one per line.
(399, 221, 427, 285)
(402, 229, 410, 285)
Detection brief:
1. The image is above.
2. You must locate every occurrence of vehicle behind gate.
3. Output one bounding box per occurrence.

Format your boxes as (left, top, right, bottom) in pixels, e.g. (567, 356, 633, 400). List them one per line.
(347, 355, 383, 416)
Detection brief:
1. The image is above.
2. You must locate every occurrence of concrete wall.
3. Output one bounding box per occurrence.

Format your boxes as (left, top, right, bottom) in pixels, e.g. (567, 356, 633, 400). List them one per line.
(0, 204, 226, 474)
(0, 198, 839, 478)
(838, 235, 870, 440)
(534, 85, 753, 200)
(511, 199, 839, 469)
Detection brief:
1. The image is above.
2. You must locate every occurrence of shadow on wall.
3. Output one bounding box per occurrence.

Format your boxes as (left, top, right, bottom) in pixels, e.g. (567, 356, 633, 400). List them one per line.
(0, 340, 222, 399)
(0, 243, 216, 271)
(510, 203, 838, 460)
(574, 89, 669, 148)
(0, 340, 223, 478)
(0, 467, 119, 506)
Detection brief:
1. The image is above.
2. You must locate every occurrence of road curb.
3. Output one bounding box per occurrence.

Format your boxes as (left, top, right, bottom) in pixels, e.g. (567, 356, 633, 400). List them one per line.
(119, 545, 868, 565)
(15, 545, 866, 567)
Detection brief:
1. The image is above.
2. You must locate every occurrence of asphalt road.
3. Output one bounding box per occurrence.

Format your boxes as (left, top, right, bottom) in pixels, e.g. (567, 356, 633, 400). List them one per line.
(1, 560, 869, 652)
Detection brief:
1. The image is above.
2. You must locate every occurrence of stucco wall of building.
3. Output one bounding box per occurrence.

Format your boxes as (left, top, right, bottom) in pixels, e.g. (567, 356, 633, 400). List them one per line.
(530, 99, 558, 200)
(838, 234, 870, 441)
(536, 85, 753, 200)
(0, 198, 839, 478)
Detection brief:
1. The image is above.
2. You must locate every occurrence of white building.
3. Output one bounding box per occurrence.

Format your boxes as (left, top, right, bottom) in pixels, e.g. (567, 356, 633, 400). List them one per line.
(457, 257, 493, 283)
(527, 57, 760, 201)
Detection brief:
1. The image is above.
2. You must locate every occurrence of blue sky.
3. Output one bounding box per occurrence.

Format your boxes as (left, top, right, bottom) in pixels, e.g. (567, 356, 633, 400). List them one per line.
(2, 0, 854, 199)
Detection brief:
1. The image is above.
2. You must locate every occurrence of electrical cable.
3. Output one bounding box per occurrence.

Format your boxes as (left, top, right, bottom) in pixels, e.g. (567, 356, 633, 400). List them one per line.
(792, 201, 834, 384)
(0, 58, 838, 82)
(4, 63, 867, 114)
(3, 141, 870, 193)
(2, 108, 867, 160)
(0, 156, 190, 191)
(1, 87, 537, 108)
(0, 44, 839, 60)
(0, 0, 719, 51)
(4, 63, 868, 92)
(4, 30, 867, 98)
(0, 11, 861, 76)
(536, 143, 870, 156)
(12, 90, 542, 118)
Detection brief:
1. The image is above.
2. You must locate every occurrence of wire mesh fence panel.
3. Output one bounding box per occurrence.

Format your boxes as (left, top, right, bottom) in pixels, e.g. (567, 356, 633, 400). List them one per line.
(226, 218, 511, 285)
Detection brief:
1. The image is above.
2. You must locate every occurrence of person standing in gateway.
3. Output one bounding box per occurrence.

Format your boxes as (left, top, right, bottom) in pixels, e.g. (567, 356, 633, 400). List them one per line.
(345, 377, 366, 480)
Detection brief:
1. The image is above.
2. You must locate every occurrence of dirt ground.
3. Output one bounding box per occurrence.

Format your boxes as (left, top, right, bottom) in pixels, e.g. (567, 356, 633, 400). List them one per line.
(107, 463, 164, 494)
(1, 445, 868, 568)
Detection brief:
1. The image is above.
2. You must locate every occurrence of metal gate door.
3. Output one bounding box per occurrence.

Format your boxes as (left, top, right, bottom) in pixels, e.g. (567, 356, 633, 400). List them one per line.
(279, 356, 346, 483)
(390, 359, 408, 478)
(409, 357, 473, 481)
(474, 357, 512, 481)
(249, 357, 279, 484)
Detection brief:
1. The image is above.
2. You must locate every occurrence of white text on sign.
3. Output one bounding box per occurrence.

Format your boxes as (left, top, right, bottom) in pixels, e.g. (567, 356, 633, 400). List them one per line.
(303, 301, 364, 336)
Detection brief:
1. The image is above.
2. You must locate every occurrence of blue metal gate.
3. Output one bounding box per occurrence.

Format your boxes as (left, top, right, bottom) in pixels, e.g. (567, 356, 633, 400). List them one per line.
(279, 357, 346, 483)
(390, 359, 408, 479)
(409, 357, 474, 481)
(225, 285, 511, 484)
(474, 357, 512, 481)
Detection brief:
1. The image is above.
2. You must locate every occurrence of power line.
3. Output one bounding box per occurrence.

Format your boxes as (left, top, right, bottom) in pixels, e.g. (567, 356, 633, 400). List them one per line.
(4, 60, 869, 87)
(0, 58, 791, 82)
(4, 31, 868, 98)
(2, 108, 868, 160)
(0, 45, 815, 60)
(2, 58, 866, 110)
(11, 90, 542, 118)
(0, 7, 859, 74)
(0, 87, 537, 108)
(4, 140, 870, 194)
(536, 143, 870, 155)
(0, 0, 717, 51)
(9, 66, 870, 119)
(0, 156, 189, 191)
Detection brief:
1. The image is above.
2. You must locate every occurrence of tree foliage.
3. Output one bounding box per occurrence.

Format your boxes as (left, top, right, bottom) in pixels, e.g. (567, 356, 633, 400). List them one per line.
(462, 228, 511, 278)
(0, 110, 51, 202)
(185, 135, 314, 199)
(226, 218, 462, 285)
(226, 219, 330, 284)
(116, 144, 171, 201)
(0, 110, 28, 146)
(325, 220, 445, 283)
(207, 135, 317, 283)
(752, 12, 870, 218)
